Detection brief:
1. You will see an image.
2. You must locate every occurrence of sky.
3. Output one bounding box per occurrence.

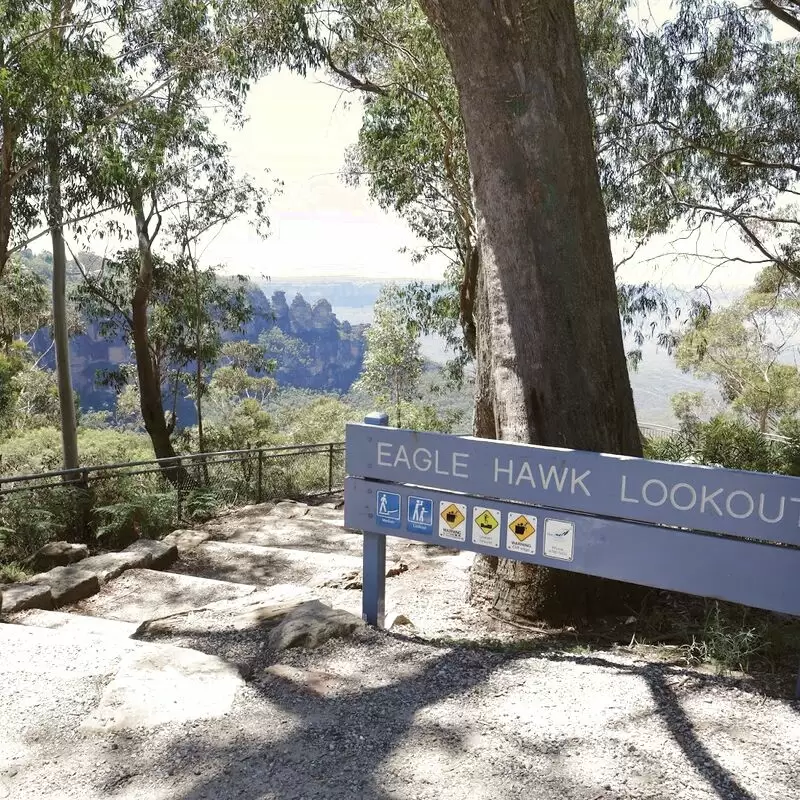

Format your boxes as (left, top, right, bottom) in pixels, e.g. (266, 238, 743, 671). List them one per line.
(198, 1, 796, 292)
(203, 73, 438, 282)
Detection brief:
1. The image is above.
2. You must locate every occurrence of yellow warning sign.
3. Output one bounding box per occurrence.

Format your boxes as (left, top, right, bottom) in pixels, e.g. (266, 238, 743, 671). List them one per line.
(474, 510, 499, 535)
(441, 503, 465, 529)
(509, 515, 535, 542)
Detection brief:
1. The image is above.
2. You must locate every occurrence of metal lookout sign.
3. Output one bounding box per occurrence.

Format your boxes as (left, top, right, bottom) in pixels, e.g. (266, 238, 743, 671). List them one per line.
(344, 416, 800, 694)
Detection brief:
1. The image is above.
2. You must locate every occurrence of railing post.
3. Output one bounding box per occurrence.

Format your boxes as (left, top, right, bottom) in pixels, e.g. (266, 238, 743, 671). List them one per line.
(361, 412, 389, 628)
(79, 468, 92, 544)
(328, 442, 334, 494)
(257, 449, 264, 505)
(176, 457, 184, 522)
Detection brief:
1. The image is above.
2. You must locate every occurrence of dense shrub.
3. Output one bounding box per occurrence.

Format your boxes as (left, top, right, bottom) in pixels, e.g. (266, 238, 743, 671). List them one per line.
(644, 415, 785, 474)
(0, 427, 153, 475)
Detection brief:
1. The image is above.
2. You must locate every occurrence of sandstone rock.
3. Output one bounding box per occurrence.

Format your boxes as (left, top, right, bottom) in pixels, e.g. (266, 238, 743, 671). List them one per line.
(161, 528, 212, 554)
(123, 539, 178, 570)
(27, 565, 100, 607)
(25, 541, 89, 572)
(318, 570, 361, 590)
(78, 550, 152, 584)
(80, 569, 255, 624)
(268, 600, 363, 651)
(386, 612, 415, 630)
(81, 643, 243, 731)
(0, 582, 53, 614)
(11, 609, 139, 638)
(231, 596, 316, 632)
(270, 500, 310, 519)
(135, 585, 316, 639)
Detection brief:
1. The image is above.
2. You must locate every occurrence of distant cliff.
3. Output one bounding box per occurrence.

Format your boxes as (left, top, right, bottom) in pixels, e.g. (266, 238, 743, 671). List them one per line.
(243, 288, 367, 392)
(30, 282, 367, 421)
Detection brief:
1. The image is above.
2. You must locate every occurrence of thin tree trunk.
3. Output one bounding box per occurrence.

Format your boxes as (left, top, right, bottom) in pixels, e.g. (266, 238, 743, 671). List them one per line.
(131, 196, 182, 480)
(194, 274, 205, 454)
(0, 121, 15, 283)
(192, 265, 209, 485)
(195, 340, 205, 449)
(46, 2, 79, 473)
(396, 379, 401, 428)
(420, 0, 643, 623)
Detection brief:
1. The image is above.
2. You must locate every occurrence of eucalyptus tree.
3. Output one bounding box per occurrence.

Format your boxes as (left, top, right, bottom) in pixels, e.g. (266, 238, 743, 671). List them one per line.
(314, 0, 666, 383)
(1, 0, 120, 469)
(73, 249, 253, 453)
(354, 285, 424, 428)
(605, 0, 800, 282)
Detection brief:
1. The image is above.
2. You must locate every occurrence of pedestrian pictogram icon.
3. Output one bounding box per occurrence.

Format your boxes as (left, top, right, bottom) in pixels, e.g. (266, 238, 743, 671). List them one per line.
(441, 503, 465, 529)
(506, 512, 537, 555)
(376, 490, 401, 529)
(438, 501, 467, 542)
(471, 506, 501, 548)
(407, 495, 434, 534)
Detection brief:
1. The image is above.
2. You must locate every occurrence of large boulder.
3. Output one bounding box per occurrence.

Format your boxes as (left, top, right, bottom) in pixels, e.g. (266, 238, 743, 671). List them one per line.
(24, 541, 89, 572)
(27, 565, 100, 607)
(0, 582, 53, 614)
(268, 600, 364, 651)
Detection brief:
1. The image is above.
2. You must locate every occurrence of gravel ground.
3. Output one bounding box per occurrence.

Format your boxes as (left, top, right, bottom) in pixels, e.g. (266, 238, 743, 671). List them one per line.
(2, 625, 798, 800)
(1, 499, 799, 800)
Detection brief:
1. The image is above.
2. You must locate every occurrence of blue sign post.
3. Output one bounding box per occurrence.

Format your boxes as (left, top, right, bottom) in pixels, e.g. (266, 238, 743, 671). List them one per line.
(360, 412, 389, 627)
(346, 418, 800, 694)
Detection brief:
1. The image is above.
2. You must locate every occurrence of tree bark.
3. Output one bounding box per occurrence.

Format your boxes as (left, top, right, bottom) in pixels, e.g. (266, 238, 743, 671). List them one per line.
(131, 196, 182, 478)
(420, 0, 643, 623)
(0, 120, 15, 283)
(46, 2, 79, 473)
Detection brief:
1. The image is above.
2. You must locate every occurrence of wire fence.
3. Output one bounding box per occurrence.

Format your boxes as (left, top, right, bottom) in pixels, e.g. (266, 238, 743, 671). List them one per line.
(0, 420, 784, 564)
(0, 443, 344, 563)
(638, 422, 789, 445)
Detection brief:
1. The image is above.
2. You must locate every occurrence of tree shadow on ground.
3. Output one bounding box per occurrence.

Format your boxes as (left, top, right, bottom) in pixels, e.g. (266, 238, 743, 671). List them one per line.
(117, 631, 797, 800)
(159, 642, 506, 800)
(531, 649, 793, 800)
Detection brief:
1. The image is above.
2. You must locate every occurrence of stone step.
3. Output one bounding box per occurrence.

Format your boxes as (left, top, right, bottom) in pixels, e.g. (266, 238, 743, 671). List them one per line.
(169, 539, 363, 588)
(7, 609, 140, 638)
(209, 516, 360, 553)
(0, 539, 178, 616)
(0, 623, 243, 733)
(69, 568, 257, 624)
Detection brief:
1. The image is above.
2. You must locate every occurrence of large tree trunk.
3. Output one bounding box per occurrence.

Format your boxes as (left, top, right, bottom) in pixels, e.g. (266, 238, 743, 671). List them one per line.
(420, 0, 643, 623)
(131, 197, 182, 477)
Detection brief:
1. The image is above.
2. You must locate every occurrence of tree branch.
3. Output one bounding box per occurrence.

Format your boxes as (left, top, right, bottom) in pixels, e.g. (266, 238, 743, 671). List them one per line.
(759, 0, 800, 34)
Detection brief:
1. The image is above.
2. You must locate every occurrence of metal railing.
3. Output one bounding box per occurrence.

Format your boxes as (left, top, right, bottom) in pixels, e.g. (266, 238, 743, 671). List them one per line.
(0, 442, 344, 561)
(638, 422, 789, 444)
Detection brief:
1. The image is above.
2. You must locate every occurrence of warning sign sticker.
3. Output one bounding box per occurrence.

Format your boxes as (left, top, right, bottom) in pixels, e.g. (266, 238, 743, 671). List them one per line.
(471, 506, 501, 549)
(506, 513, 537, 555)
(439, 501, 467, 542)
(544, 518, 575, 561)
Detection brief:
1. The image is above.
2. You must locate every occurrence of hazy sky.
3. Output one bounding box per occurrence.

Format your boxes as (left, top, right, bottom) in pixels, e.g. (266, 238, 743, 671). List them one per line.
(200, 2, 795, 291)
(204, 72, 436, 282)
